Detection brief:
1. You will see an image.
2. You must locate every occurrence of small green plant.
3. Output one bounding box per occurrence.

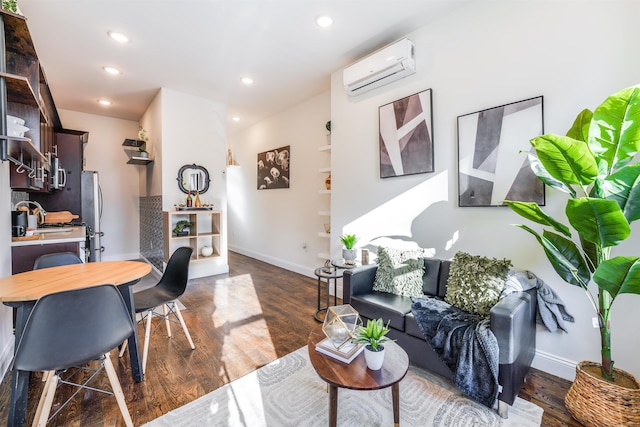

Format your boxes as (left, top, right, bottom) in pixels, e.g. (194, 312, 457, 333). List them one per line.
(172, 220, 193, 235)
(339, 234, 358, 249)
(352, 318, 392, 351)
(325, 120, 331, 133)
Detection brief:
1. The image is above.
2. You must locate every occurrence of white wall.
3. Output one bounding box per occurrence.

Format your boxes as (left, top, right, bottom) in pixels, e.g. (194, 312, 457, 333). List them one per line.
(140, 91, 163, 197)
(59, 110, 141, 261)
(159, 89, 229, 278)
(0, 163, 14, 378)
(330, 0, 640, 380)
(227, 91, 331, 276)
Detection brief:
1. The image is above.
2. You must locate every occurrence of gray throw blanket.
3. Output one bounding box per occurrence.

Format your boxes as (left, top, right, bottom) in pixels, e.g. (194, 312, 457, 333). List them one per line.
(411, 296, 499, 408)
(503, 270, 574, 333)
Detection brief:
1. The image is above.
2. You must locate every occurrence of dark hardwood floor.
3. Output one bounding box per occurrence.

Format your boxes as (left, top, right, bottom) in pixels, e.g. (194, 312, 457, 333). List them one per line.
(0, 251, 582, 426)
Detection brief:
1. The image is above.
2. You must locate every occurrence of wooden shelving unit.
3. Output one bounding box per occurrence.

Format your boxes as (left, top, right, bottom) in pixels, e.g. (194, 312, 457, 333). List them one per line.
(163, 210, 222, 262)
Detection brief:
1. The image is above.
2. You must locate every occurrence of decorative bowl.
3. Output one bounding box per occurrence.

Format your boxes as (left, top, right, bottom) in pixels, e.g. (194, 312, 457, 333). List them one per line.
(201, 246, 214, 257)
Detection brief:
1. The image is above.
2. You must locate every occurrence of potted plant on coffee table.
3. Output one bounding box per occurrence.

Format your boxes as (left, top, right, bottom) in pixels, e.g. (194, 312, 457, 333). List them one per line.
(352, 318, 392, 370)
(505, 85, 640, 426)
(339, 234, 358, 263)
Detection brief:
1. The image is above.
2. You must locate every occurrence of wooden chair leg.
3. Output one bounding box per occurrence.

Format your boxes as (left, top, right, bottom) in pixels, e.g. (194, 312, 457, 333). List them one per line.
(172, 302, 195, 350)
(142, 309, 153, 374)
(163, 304, 172, 338)
(118, 339, 128, 358)
(32, 371, 54, 427)
(32, 371, 58, 427)
(103, 353, 134, 427)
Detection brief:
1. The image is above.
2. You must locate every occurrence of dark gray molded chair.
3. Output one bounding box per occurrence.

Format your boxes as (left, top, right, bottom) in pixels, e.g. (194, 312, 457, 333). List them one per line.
(119, 247, 195, 373)
(12, 284, 134, 427)
(33, 252, 83, 269)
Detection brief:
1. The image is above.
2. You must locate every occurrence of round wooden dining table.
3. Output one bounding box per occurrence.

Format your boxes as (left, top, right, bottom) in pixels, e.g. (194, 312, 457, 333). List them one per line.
(0, 260, 152, 427)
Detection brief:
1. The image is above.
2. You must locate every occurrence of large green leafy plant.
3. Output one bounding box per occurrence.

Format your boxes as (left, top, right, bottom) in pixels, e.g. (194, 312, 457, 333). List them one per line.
(505, 85, 640, 381)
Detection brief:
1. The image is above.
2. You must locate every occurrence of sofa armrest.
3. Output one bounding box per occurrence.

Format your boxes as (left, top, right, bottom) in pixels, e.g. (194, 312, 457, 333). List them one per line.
(490, 289, 536, 365)
(342, 264, 378, 303)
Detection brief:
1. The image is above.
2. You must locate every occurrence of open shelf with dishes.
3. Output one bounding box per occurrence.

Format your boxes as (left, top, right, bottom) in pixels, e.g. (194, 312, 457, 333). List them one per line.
(163, 210, 221, 262)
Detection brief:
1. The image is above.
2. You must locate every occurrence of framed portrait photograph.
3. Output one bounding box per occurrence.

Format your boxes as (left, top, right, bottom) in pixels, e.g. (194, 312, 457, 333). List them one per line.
(379, 89, 434, 178)
(457, 96, 544, 207)
(257, 145, 290, 190)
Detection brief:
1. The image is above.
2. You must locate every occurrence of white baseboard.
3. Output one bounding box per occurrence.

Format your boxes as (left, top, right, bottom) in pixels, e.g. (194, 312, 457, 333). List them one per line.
(229, 244, 316, 279)
(0, 336, 15, 383)
(532, 349, 577, 381)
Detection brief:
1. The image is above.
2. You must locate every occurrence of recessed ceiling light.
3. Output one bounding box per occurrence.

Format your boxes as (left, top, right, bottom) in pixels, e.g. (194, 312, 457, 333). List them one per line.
(108, 32, 129, 43)
(232, 116, 240, 122)
(103, 66, 121, 75)
(97, 99, 112, 106)
(316, 15, 333, 28)
(241, 77, 254, 85)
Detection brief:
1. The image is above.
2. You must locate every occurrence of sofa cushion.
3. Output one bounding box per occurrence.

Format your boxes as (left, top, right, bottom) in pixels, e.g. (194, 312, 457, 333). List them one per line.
(438, 260, 451, 299)
(423, 258, 441, 296)
(350, 292, 412, 331)
(405, 312, 424, 339)
(444, 251, 512, 316)
(372, 247, 426, 297)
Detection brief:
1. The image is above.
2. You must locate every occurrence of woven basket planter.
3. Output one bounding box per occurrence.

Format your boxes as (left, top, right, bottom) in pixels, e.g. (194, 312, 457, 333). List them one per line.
(565, 361, 640, 427)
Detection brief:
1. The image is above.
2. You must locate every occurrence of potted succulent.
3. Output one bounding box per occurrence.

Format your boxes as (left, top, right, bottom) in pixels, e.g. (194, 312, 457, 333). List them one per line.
(352, 318, 392, 370)
(137, 146, 149, 158)
(505, 85, 640, 425)
(339, 234, 358, 262)
(172, 220, 193, 237)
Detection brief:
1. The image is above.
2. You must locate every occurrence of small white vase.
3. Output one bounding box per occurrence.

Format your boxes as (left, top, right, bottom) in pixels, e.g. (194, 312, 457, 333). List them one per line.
(364, 345, 385, 370)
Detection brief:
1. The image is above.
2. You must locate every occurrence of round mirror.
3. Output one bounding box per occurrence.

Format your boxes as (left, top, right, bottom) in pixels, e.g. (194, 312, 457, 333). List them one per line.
(177, 164, 211, 194)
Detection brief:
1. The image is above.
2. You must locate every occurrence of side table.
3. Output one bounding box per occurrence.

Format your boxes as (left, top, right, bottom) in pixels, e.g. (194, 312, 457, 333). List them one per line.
(314, 266, 342, 322)
(307, 325, 409, 427)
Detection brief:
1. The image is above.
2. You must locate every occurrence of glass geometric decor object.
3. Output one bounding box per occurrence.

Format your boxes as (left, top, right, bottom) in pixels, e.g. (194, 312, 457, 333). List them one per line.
(322, 304, 362, 350)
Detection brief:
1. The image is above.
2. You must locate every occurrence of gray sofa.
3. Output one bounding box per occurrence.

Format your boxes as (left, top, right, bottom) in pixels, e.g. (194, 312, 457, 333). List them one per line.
(342, 257, 537, 417)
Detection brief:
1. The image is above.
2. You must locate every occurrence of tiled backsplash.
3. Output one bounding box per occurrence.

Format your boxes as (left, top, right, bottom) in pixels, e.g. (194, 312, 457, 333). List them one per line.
(140, 195, 164, 272)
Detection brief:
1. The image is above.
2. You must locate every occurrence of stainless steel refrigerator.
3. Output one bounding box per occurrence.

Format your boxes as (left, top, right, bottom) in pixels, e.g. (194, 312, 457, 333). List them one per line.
(81, 171, 103, 262)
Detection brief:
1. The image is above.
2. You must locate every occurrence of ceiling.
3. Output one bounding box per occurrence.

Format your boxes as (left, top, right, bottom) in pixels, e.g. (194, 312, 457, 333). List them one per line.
(18, 0, 470, 133)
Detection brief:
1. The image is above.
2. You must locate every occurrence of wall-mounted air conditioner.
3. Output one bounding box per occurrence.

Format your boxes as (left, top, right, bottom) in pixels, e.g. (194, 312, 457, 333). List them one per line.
(343, 38, 415, 96)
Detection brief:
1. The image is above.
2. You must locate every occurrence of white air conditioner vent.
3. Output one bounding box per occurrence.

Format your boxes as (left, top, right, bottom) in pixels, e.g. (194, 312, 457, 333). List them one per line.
(343, 38, 415, 96)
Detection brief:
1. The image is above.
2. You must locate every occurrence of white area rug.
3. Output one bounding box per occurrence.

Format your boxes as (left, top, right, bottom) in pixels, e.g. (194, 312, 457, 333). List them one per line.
(143, 346, 542, 427)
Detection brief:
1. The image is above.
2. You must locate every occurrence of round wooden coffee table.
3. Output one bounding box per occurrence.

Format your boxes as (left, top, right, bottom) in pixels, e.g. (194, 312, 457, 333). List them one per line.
(307, 325, 409, 427)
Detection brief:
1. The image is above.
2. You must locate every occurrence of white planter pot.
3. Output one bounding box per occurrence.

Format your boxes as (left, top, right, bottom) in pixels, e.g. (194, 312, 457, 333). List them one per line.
(342, 249, 357, 261)
(364, 345, 385, 370)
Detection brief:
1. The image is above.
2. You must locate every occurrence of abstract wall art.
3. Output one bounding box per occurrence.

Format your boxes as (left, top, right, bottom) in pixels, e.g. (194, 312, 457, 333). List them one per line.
(457, 96, 544, 207)
(257, 145, 290, 190)
(379, 89, 434, 178)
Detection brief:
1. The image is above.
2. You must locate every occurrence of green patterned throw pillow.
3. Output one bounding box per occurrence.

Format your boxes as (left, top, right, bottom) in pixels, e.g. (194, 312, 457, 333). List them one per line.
(372, 247, 426, 297)
(444, 251, 511, 316)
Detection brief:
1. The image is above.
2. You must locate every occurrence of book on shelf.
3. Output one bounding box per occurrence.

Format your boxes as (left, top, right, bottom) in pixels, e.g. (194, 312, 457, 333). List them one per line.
(315, 338, 364, 364)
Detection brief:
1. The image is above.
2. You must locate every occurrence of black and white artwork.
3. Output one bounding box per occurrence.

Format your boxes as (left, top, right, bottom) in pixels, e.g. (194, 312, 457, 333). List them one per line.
(457, 96, 544, 207)
(257, 145, 290, 190)
(379, 89, 434, 178)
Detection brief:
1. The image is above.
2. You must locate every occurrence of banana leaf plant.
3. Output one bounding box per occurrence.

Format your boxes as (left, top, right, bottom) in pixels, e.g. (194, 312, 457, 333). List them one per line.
(504, 85, 640, 382)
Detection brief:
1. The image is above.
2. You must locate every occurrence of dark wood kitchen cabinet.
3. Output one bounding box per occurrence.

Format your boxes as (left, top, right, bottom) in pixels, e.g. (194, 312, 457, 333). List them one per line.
(31, 130, 87, 215)
(11, 242, 80, 274)
(0, 9, 62, 188)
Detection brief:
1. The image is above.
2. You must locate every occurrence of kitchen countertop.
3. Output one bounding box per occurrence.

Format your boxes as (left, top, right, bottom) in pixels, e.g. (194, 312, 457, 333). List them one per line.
(11, 226, 86, 247)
